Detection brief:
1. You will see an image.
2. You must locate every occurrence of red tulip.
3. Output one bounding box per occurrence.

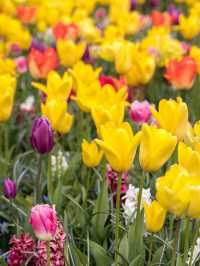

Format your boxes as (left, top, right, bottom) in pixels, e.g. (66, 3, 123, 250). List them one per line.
(164, 56, 197, 90)
(151, 11, 172, 27)
(28, 48, 58, 79)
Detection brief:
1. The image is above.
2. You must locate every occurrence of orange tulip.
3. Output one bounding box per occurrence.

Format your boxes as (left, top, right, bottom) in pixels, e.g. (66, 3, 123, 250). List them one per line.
(164, 56, 197, 90)
(28, 48, 58, 79)
(53, 22, 79, 40)
(151, 11, 172, 27)
(16, 5, 36, 24)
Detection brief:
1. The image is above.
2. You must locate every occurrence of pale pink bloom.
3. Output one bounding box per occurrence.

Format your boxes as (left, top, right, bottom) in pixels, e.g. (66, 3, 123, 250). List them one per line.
(129, 100, 151, 124)
(29, 204, 57, 241)
(15, 56, 28, 73)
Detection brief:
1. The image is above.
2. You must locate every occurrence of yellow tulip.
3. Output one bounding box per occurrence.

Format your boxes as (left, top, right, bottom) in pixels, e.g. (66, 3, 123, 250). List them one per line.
(70, 61, 101, 89)
(178, 142, 200, 175)
(82, 139, 103, 167)
(72, 80, 101, 112)
(144, 201, 166, 233)
(150, 97, 189, 140)
(32, 71, 72, 101)
(0, 58, 16, 75)
(0, 74, 16, 122)
(190, 46, 200, 74)
(42, 98, 73, 134)
(125, 51, 156, 86)
(179, 14, 200, 40)
(91, 102, 125, 136)
(114, 41, 135, 74)
(57, 40, 86, 67)
(95, 122, 141, 172)
(139, 124, 177, 172)
(184, 184, 200, 219)
(156, 164, 190, 216)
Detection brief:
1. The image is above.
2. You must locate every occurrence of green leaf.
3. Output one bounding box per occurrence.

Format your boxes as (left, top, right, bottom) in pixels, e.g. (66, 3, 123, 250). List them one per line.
(91, 180, 109, 240)
(118, 233, 129, 265)
(129, 255, 141, 266)
(151, 245, 165, 265)
(90, 240, 112, 266)
(128, 211, 145, 263)
(0, 257, 7, 266)
(70, 244, 88, 266)
(47, 154, 53, 202)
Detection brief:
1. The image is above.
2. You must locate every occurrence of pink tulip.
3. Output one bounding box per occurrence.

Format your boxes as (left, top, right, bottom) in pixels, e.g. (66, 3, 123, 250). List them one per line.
(129, 100, 151, 124)
(15, 56, 28, 73)
(29, 204, 57, 241)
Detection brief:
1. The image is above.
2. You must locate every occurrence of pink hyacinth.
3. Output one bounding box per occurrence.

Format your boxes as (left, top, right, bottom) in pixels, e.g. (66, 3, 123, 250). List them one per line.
(106, 164, 128, 205)
(36, 222, 66, 266)
(29, 204, 57, 241)
(129, 100, 151, 125)
(7, 233, 36, 266)
(15, 56, 28, 73)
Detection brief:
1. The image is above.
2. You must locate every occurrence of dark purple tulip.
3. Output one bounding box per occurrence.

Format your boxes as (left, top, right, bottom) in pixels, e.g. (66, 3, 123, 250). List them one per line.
(130, 0, 137, 10)
(3, 178, 16, 199)
(30, 117, 54, 154)
(168, 4, 180, 25)
(30, 38, 46, 52)
(150, 0, 160, 8)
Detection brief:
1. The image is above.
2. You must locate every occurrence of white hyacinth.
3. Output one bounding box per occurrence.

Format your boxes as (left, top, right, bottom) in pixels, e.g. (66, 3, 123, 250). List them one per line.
(188, 237, 200, 265)
(123, 184, 152, 224)
(51, 151, 69, 177)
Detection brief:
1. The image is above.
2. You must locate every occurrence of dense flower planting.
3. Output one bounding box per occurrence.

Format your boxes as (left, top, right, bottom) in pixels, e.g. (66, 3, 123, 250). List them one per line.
(1, 0, 200, 265)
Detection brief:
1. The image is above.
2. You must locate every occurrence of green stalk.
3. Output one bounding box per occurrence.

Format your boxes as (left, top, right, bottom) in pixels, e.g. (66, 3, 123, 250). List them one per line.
(47, 241, 51, 266)
(135, 173, 145, 227)
(114, 173, 122, 264)
(171, 219, 181, 266)
(189, 220, 200, 266)
(147, 233, 154, 266)
(35, 154, 43, 204)
(183, 218, 190, 264)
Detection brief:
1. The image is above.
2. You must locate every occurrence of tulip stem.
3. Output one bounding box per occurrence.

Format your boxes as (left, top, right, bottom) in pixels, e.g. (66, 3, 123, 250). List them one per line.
(189, 220, 200, 266)
(47, 241, 51, 266)
(171, 219, 181, 266)
(183, 218, 190, 264)
(114, 173, 122, 264)
(135, 172, 145, 228)
(147, 233, 154, 266)
(35, 154, 43, 204)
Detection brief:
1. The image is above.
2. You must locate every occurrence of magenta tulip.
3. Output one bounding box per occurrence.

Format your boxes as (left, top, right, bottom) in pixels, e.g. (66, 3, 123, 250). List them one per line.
(129, 100, 151, 125)
(3, 178, 16, 199)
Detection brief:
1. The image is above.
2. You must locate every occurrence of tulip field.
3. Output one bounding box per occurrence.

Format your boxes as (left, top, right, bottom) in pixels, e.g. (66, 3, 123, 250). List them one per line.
(2, 0, 200, 265)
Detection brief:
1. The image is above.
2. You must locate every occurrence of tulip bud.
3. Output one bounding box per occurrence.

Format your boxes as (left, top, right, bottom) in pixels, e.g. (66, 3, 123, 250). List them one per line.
(3, 178, 16, 199)
(29, 204, 57, 241)
(129, 101, 151, 125)
(30, 117, 54, 154)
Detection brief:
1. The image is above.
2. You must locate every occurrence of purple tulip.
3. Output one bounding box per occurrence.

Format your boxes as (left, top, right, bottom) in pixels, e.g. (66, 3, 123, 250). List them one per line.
(30, 117, 54, 154)
(130, 0, 137, 10)
(3, 178, 16, 199)
(168, 4, 180, 25)
(150, 0, 160, 8)
(30, 38, 46, 52)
